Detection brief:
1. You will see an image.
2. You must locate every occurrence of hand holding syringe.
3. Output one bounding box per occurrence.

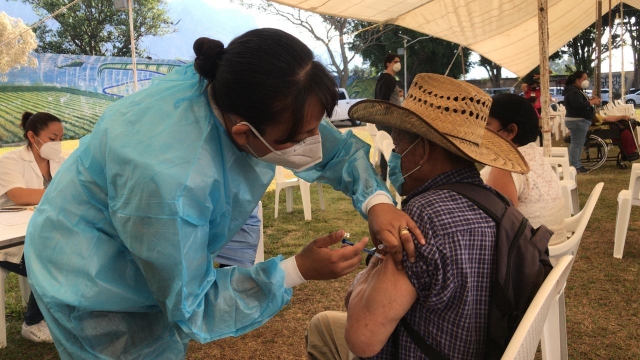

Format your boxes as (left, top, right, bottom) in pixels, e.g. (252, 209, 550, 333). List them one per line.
(341, 233, 385, 259)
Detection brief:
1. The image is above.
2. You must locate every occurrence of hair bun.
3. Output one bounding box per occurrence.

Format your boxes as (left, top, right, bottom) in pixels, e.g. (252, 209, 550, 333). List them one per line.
(193, 37, 224, 81)
(20, 112, 34, 130)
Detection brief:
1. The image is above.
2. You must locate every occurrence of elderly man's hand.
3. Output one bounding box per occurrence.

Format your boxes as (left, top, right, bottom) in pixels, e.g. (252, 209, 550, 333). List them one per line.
(367, 203, 425, 270)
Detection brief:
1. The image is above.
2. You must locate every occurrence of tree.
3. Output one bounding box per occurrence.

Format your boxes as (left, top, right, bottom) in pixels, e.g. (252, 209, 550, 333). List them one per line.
(237, 1, 393, 87)
(0, 12, 38, 81)
(351, 25, 472, 87)
(477, 56, 502, 87)
(558, 12, 620, 77)
(615, 5, 640, 88)
(20, 0, 175, 57)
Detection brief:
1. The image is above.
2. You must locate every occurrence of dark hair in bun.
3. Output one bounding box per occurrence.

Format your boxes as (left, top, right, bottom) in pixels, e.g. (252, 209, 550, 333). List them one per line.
(193, 28, 338, 143)
(20, 112, 62, 146)
(193, 37, 225, 81)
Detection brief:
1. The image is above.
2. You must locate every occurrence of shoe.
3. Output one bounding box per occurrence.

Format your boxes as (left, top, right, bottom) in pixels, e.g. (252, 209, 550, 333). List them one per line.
(21, 321, 53, 343)
(576, 167, 591, 174)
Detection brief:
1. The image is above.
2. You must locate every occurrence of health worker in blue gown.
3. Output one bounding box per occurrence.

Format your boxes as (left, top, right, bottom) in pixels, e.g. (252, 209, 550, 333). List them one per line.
(24, 28, 424, 359)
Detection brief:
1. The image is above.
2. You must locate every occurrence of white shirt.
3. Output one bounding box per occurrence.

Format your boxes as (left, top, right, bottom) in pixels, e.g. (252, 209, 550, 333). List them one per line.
(0, 145, 65, 262)
(480, 142, 568, 245)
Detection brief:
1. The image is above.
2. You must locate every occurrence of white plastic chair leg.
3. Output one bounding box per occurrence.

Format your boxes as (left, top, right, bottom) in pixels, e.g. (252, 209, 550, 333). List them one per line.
(285, 187, 294, 213)
(299, 180, 312, 220)
(0, 268, 8, 348)
(274, 186, 282, 219)
(541, 291, 569, 360)
(254, 202, 265, 264)
(541, 295, 561, 360)
(558, 292, 569, 360)
(570, 188, 579, 215)
(614, 191, 632, 259)
(18, 276, 30, 308)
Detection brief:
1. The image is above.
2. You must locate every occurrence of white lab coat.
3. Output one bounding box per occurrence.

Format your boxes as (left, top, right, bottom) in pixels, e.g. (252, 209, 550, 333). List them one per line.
(0, 145, 65, 262)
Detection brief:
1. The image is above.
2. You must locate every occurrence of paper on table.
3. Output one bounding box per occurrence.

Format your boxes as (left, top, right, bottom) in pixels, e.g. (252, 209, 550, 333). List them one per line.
(0, 210, 33, 226)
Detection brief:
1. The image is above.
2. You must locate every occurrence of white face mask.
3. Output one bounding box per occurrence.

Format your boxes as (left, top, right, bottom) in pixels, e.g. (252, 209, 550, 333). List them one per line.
(239, 122, 323, 172)
(34, 137, 62, 161)
(581, 79, 590, 89)
(392, 62, 402, 73)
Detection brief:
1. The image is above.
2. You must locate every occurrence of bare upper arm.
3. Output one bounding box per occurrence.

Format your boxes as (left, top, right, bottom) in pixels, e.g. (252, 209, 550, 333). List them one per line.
(345, 256, 418, 357)
(483, 167, 519, 207)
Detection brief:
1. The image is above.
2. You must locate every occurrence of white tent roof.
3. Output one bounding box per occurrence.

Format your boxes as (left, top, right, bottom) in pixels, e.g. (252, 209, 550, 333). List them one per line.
(272, 0, 640, 77)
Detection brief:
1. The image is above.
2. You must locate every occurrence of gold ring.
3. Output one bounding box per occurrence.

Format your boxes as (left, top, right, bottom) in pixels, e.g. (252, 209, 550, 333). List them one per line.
(400, 227, 410, 236)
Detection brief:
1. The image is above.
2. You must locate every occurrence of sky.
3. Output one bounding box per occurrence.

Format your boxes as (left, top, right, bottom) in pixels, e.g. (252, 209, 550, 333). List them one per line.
(1, 0, 636, 80)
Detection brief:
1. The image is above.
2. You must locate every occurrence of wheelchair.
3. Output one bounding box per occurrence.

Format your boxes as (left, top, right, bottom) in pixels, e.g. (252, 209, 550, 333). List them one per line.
(580, 120, 640, 171)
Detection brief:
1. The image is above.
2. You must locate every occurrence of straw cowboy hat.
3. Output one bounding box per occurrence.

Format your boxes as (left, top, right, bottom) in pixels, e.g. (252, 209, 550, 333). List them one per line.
(348, 73, 529, 174)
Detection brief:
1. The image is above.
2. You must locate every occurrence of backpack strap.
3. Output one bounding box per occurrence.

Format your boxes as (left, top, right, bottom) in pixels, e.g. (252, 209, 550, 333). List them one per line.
(433, 182, 510, 224)
(399, 318, 449, 360)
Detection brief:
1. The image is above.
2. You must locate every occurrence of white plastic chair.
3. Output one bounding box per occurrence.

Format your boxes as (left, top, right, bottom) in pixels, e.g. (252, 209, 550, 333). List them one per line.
(0, 268, 31, 348)
(366, 123, 380, 166)
(274, 166, 324, 221)
(540, 182, 603, 360)
(501, 255, 575, 360)
(374, 133, 402, 206)
(543, 156, 578, 217)
(375, 131, 393, 189)
(254, 201, 264, 264)
(549, 108, 562, 141)
(614, 163, 640, 258)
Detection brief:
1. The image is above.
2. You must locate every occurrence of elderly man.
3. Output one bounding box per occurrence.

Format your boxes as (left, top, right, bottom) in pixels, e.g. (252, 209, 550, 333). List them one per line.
(306, 73, 529, 360)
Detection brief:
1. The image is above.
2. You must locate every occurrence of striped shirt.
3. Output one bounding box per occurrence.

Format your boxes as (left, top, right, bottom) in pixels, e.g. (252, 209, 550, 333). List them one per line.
(368, 166, 497, 360)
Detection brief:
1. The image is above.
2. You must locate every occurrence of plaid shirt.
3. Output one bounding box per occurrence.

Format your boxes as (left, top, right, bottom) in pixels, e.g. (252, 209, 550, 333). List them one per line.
(367, 166, 497, 360)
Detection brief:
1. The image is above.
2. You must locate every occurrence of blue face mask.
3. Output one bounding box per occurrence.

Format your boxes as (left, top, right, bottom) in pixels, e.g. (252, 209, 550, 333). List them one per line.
(388, 139, 422, 195)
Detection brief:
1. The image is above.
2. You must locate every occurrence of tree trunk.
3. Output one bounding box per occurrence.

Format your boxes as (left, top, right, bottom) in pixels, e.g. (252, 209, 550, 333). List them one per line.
(492, 65, 502, 87)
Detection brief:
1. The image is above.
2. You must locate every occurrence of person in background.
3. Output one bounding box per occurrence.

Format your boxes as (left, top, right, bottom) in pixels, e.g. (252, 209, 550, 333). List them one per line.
(523, 76, 544, 146)
(374, 53, 403, 181)
(480, 93, 568, 246)
(563, 70, 601, 173)
(0, 111, 65, 343)
(24, 28, 424, 359)
(307, 73, 529, 360)
(216, 204, 261, 268)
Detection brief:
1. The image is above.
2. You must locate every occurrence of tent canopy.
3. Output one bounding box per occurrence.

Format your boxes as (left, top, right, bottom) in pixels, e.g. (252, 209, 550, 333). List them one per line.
(272, 0, 640, 77)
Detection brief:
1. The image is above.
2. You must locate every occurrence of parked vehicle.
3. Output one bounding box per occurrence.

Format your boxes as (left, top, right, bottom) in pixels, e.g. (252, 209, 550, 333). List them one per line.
(550, 86, 564, 104)
(483, 87, 515, 96)
(329, 88, 367, 126)
(583, 89, 609, 105)
(624, 91, 640, 106)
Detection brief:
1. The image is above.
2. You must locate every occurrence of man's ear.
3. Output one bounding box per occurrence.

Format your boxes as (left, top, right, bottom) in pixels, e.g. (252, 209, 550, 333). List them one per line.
(504, 124, 519, 141)
(417, 138, 431, 167)
(230, 123, 252, 146)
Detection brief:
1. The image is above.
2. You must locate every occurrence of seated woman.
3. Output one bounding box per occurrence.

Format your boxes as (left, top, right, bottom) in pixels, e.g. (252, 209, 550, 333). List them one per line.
(0, 111, 66, 343)
(480, 94, 568, 245)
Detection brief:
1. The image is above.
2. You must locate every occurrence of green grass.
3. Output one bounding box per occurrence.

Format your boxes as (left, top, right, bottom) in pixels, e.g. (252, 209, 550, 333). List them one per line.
(1, 126, 639, 359)
(0, 86, 115, 145)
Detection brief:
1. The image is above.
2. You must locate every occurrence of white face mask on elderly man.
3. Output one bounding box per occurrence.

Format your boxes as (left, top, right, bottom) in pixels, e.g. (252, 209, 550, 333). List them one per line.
(239, 122, 323, 172)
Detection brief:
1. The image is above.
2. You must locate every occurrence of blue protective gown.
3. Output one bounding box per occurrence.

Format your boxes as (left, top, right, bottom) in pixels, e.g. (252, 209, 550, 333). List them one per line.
(24, 64, 388, 359)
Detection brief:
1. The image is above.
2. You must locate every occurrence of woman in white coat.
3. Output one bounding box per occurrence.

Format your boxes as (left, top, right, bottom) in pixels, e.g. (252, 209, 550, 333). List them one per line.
(0, 111, 65, 343)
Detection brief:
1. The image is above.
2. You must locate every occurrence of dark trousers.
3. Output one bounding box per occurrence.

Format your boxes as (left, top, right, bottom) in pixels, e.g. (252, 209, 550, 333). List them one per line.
(0, 258, 45, 326)
(376, 124, 394, 181)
